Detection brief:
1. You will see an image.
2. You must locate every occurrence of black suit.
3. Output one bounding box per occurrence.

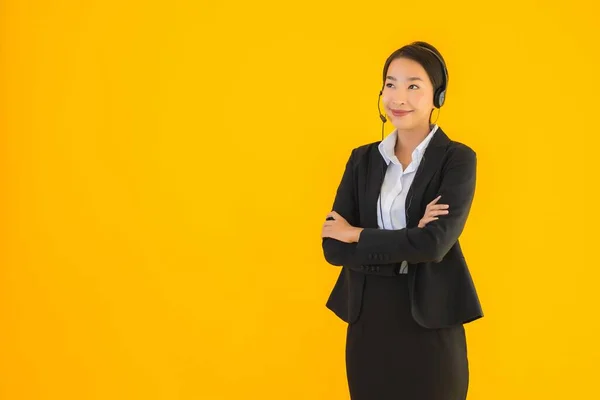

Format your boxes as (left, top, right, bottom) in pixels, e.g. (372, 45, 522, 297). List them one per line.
(322, 126, 483, 329)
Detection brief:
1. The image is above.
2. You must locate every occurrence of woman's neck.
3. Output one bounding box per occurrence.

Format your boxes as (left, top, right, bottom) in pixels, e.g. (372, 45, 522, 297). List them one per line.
(395, 123, 433, 155)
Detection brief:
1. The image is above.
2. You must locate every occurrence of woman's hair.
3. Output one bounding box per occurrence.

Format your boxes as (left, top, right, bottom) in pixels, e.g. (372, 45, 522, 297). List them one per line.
(381, 41, 448, 94)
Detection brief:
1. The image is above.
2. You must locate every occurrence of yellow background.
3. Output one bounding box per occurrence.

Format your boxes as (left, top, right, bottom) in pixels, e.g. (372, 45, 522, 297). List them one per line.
(2, 0, 599, 399)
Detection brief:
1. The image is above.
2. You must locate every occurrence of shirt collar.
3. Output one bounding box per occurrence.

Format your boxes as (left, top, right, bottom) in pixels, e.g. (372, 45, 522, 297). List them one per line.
(378, 124, 439, 166)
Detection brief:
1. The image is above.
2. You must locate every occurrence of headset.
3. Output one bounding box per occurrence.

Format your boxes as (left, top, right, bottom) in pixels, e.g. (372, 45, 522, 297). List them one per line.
(377, 44, 449, 141)
(377, 44, 446, 231)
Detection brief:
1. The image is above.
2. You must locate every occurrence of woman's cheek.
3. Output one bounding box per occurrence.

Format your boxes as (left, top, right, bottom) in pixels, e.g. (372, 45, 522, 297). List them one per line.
(410, 91, 426, 104)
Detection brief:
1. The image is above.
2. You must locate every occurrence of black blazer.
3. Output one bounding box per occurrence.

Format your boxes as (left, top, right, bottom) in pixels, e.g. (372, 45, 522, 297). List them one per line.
(322, 126, 483, 329)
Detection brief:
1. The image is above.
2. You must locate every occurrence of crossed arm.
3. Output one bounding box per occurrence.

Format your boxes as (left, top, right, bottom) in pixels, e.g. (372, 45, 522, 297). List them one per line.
(322, 146, 477, 268)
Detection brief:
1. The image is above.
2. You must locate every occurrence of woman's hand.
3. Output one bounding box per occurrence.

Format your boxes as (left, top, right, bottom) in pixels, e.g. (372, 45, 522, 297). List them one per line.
(321, 211, 364, 243)
(418, 195, 449, 228)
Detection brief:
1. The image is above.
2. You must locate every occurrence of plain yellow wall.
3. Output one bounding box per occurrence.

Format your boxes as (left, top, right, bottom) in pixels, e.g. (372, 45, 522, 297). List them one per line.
(2, 0, 599, 399)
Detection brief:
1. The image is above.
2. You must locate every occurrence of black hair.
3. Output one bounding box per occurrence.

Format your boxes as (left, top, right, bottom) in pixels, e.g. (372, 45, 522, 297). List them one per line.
(381, 41, 448, 95)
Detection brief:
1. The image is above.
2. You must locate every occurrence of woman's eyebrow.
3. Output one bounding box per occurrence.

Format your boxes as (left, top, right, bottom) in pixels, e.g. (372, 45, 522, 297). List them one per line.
(386, 76, 424, 82)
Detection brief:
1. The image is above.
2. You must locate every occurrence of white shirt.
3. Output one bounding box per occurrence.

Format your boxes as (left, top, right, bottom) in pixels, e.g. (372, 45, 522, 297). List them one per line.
(377, 124, 439, 273)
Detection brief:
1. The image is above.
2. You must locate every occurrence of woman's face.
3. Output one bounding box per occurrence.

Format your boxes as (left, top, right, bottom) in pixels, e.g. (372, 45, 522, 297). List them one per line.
(381, 57, 436, 132)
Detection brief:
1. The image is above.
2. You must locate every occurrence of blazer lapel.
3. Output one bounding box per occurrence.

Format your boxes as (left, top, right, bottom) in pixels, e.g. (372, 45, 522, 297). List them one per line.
(363, 150, 387, 229)
(404, 127, 450, 228)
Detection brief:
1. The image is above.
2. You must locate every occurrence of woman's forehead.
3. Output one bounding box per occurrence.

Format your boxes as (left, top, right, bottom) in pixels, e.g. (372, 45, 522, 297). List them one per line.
(386, 58, 428, 79)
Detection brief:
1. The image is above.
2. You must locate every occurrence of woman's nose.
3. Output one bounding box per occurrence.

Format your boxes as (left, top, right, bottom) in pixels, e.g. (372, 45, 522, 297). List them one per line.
(389, 91, 407, 106)
(390, 98, 406, 107)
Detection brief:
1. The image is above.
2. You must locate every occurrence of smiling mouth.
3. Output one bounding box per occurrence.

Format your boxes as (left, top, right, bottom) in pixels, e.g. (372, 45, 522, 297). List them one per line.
(391, 110, 413, 117)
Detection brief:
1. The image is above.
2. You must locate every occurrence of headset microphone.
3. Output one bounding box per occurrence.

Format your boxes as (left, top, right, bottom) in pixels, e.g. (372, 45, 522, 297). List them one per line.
(378, 90, 387, 123)
(378, 89, 387, 140)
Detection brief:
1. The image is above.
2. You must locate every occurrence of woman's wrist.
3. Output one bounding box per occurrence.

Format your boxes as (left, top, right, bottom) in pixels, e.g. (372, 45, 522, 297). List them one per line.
(351, 227, 364, 243)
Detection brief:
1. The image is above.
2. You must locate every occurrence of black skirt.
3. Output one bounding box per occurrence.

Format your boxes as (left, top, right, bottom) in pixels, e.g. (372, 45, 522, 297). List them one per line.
(345, 272, 469, 400)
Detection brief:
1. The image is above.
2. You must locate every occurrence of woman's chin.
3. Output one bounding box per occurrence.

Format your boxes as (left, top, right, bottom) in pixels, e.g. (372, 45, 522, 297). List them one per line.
(391, 118, 415, 130)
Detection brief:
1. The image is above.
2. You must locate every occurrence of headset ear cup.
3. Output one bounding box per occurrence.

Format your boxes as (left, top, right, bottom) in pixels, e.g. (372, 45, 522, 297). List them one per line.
(433, 86, 445, 108)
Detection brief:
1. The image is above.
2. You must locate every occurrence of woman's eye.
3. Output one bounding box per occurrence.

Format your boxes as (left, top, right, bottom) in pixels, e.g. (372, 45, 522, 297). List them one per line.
(408, 84, 419, 89)
(385, 83, 395, 88)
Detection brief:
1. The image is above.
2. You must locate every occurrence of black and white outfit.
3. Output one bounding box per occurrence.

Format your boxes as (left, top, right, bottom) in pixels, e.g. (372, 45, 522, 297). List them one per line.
(322, 125, 483, 400)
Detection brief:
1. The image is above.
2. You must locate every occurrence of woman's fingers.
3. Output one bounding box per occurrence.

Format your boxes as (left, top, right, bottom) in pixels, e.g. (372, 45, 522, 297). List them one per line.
(420, 198, 450, 226)
(428, 209, 449, 217)
(427, 195, 442, 206)
(423, 203, 449, 217)
(421, 206, 449, 222)
(428, 204, 449, 211)
(418, 216, 439, 228)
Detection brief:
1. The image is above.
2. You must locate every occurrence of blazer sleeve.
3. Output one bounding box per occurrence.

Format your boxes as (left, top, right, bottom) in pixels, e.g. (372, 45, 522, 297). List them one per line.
(354, 145, 477, 264)
(321, 149, 360, 267)
(321, 148, 402, 275)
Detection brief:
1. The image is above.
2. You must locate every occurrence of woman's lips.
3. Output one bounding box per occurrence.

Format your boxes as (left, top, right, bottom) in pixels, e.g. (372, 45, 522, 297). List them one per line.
(391, 110, 413, 117)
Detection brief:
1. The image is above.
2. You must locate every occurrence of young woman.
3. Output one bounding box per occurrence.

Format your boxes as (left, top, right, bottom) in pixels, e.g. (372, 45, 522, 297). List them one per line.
(321, 41, 484, 400)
